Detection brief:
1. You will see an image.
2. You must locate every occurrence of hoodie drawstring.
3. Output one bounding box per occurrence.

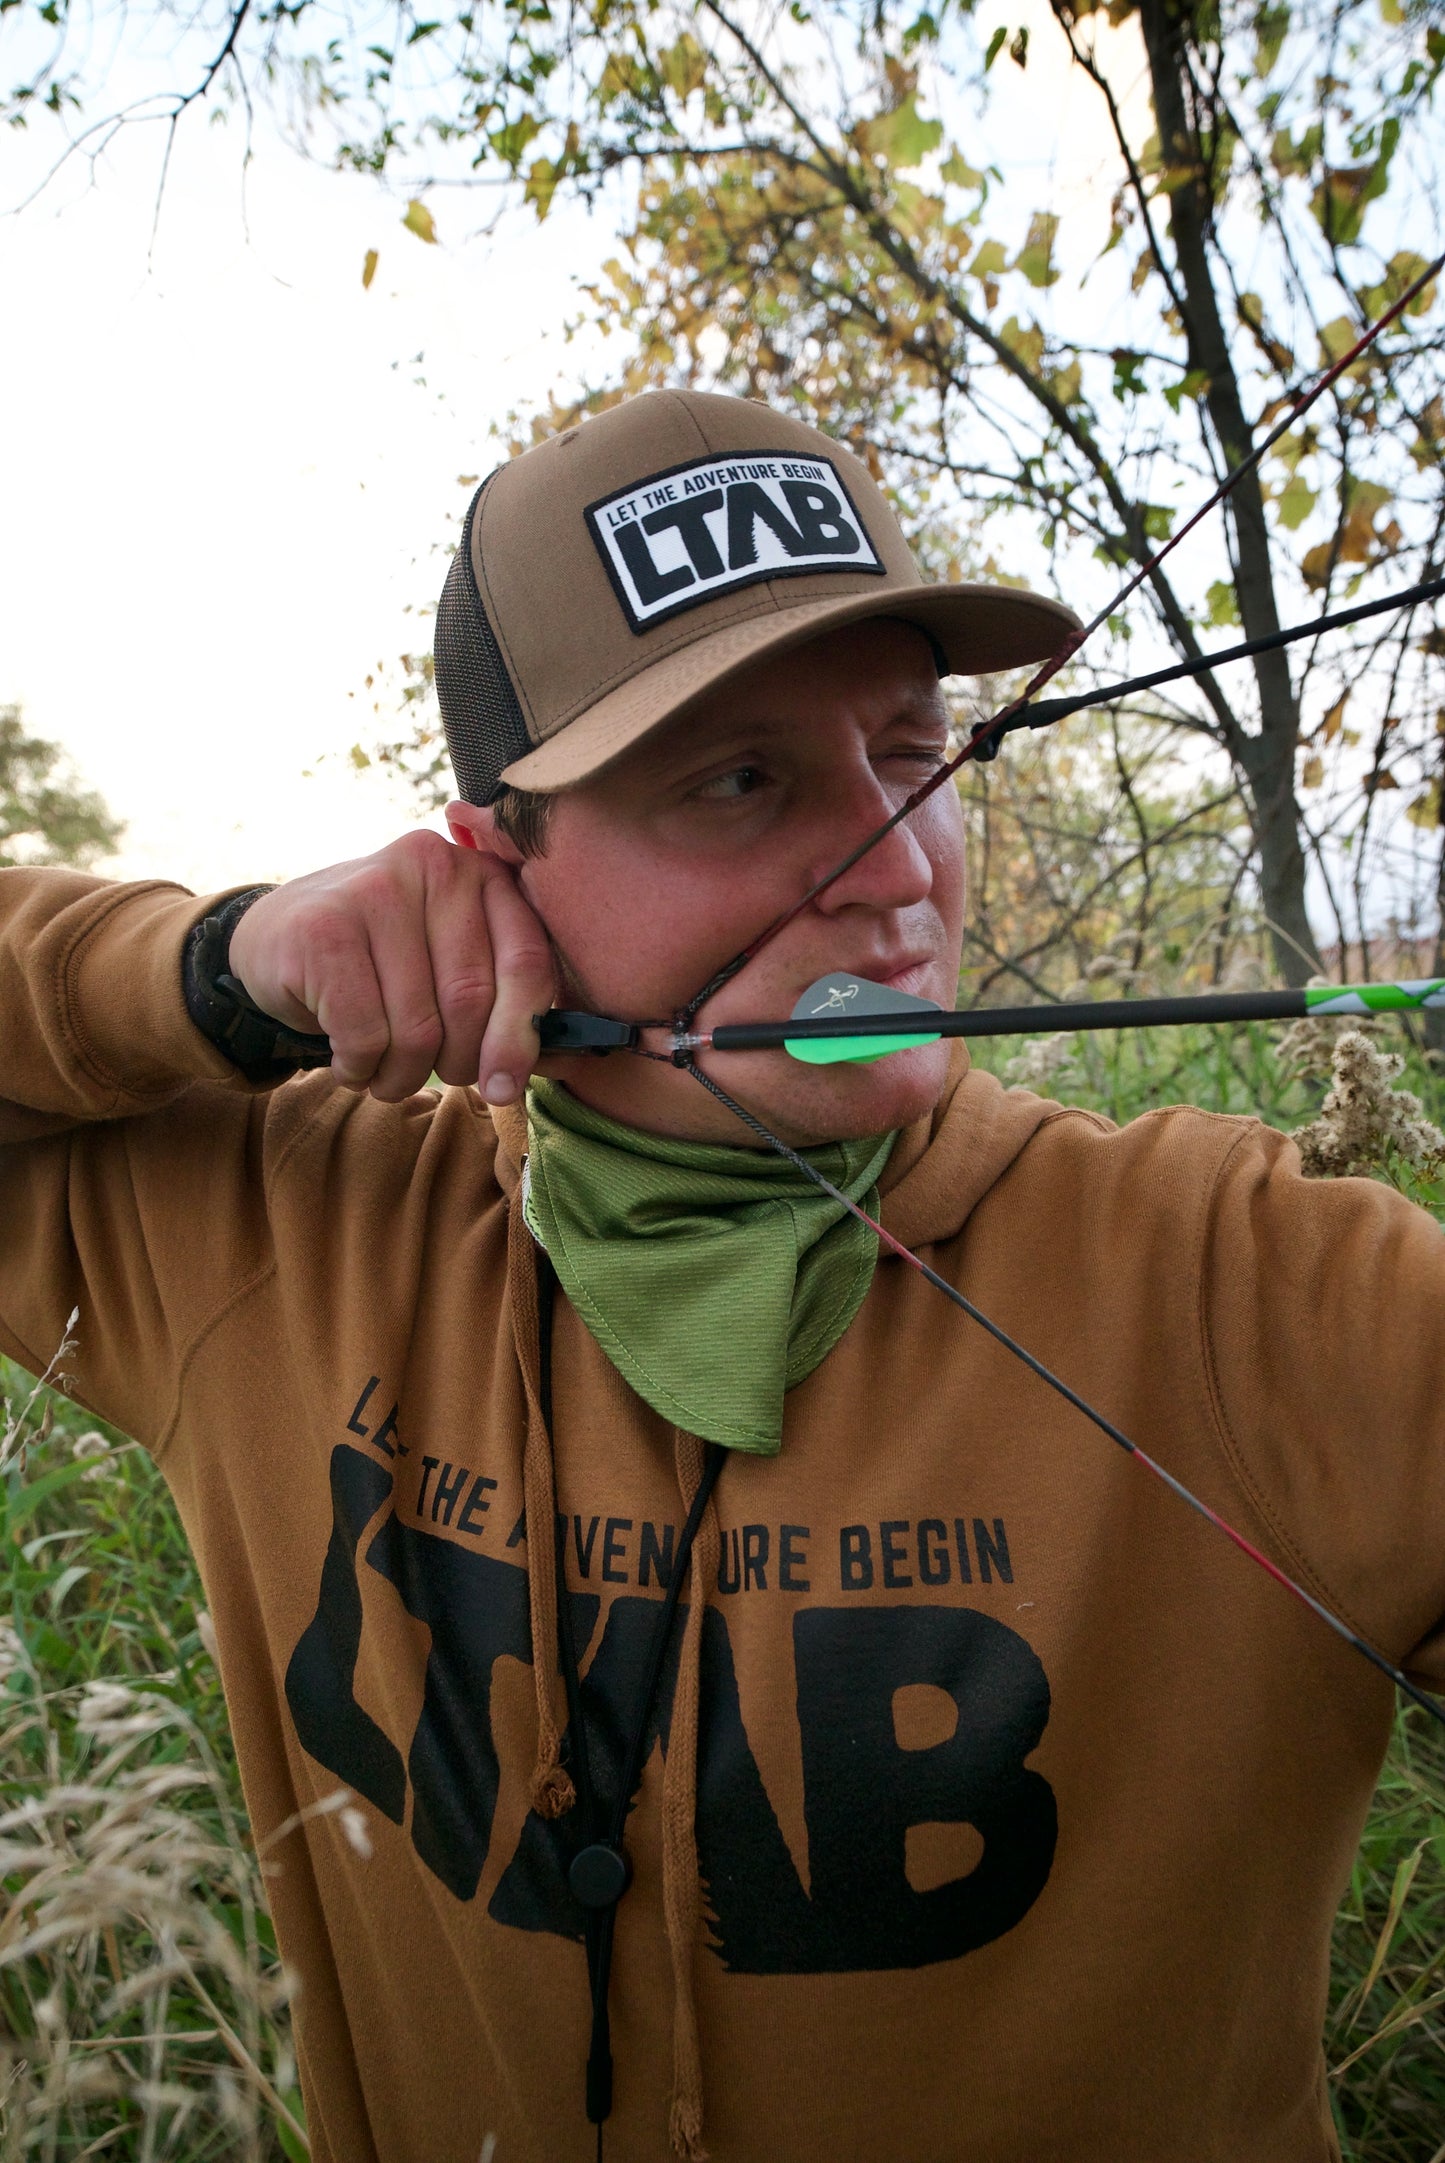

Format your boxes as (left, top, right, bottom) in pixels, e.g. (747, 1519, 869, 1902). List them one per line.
(663, 1429, 720, 2161)
(524, 1226, 723, 2159)
(508, 1186, 577, 1820)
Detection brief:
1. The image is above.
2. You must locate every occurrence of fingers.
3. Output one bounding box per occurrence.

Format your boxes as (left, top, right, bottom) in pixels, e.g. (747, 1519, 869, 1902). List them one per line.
(474, 856, 557, 1103)
(221, 829, 557, 1104)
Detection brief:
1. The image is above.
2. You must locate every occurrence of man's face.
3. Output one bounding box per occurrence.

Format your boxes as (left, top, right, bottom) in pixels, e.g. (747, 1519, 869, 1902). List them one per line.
(510, 619, 966, 1146)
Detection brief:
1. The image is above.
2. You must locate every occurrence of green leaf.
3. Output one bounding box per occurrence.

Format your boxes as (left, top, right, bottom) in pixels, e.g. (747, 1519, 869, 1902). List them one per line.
(1255, 3, 1290, 73)
(659, 32, 708, 99)
(1318, 315, 1361, 365)
(1359, 250, 1439, 321)
(47, 1562, 91, 1615)
(1206, 579, 1241, 628)
(361, 247, 378, 290)
(1311, 121, 1395, 247)
(984, 25, 1007, 70)
(490, 112, 542, 168)
(941, 147, 985, 190)
(1013, 211, 1059, 289)
(1274, 470, 1317, 530)
(859, 95, 943, 171)
(401, 199, 438, 244)
(1, 1458, 96, 1533)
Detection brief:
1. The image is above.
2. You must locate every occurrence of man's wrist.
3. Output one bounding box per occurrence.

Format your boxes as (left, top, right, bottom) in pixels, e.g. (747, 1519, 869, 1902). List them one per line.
(183, 888, 334, 1082)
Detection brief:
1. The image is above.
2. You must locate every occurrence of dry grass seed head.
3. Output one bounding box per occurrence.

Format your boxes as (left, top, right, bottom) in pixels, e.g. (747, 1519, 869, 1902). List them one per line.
(1292, 1030, 1445, 1181)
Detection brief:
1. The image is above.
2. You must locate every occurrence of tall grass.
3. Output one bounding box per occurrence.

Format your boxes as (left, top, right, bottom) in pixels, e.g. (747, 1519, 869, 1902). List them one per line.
(0, 1348, 306, 2160)
(1, 1019, 1443, 2157)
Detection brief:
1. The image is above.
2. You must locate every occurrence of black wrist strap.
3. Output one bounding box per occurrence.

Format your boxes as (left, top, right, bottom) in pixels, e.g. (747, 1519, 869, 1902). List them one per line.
(183, 887, 334, 1083)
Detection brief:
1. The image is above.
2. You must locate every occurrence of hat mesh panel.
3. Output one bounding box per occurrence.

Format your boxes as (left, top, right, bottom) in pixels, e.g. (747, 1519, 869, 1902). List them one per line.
(434, 478, 532, 806)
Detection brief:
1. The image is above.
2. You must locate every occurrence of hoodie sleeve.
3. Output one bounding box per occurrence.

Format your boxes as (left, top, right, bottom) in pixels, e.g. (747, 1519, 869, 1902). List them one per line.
(1201, 1118, 1445, 1685)
(0, 868, 299, 1444)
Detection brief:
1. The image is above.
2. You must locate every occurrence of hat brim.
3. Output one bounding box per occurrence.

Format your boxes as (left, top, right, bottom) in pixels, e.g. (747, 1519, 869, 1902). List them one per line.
(498, 581, 1082, 794)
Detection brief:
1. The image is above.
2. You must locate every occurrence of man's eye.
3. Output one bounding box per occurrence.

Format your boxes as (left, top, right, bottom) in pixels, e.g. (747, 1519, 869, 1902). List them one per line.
(694, 765, 769, 801)
(887, 744, 948, 771)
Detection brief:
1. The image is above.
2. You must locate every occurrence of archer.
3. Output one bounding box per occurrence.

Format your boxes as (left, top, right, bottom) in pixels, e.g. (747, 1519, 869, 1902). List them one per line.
(2, 389, 1442, 2163)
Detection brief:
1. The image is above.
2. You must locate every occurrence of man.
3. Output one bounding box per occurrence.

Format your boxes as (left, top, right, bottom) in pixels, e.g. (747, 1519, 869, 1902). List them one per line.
(2, 390, 1443, 2163)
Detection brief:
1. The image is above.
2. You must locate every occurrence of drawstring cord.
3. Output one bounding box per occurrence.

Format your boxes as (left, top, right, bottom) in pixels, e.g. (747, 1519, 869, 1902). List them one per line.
(532, 1240, 725, 2159)
(508, 1188, 577, 1819)
(663, 1430, 720, 2161)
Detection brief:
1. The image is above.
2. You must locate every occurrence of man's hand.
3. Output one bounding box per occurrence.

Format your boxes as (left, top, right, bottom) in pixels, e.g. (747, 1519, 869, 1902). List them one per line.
(225, 831, 556, 1104)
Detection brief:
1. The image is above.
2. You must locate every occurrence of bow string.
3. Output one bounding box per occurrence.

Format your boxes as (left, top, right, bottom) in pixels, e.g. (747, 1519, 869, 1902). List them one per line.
(659, 245, 1445, 1734)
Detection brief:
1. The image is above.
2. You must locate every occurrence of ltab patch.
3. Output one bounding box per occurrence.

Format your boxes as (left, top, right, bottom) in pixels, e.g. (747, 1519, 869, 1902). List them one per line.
(586, 451, 884, 633)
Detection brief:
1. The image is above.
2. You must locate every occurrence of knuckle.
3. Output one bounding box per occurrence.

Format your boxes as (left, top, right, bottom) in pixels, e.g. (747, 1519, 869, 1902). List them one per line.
(436, 967, 497, 1015)
(333, 1020, 390, 1063)
(302, 904, 367, 961)
(392, 1017, 444, 1064)
(389, 828, 449, 876)
(349, 865, 402, 914)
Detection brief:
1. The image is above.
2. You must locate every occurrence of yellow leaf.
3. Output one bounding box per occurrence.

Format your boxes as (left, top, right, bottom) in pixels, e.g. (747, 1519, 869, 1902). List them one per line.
(1301, 753, 1324, 789)
(1323, 693, 1349, 743)
(402, 199, 438, 245)
(1406, 781, 1441, 829)
(999, 315, 1045, 372)
(525, 156, 560, 220)
(1318, 315, 1361, 365)
(361, 248, 379, 290)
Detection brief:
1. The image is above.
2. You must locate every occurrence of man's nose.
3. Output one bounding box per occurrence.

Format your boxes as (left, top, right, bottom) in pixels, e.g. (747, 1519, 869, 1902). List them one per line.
(807, 768, 935, 917)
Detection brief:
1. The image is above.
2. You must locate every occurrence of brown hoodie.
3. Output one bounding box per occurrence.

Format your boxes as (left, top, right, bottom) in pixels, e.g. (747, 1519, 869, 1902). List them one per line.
(4, 867, 1445, 2163)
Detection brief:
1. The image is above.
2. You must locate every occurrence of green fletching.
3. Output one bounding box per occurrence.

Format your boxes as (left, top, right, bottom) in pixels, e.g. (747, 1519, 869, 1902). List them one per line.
(784, 972, 945, 1064)
(785, 1030, 942, 1066)
(1306, 980, 1445, 1015)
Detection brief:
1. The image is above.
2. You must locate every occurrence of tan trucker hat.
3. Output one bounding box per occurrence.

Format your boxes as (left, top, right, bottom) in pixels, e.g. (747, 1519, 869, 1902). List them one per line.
(434, 388, 1080, 803)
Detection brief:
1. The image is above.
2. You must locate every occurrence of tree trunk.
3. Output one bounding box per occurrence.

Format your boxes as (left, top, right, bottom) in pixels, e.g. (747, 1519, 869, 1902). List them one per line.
(1137, 0, 1322, 984)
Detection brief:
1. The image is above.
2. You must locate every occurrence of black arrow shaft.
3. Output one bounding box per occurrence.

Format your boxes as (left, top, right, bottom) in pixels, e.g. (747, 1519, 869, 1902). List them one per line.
(706, 987, 1309, 1051)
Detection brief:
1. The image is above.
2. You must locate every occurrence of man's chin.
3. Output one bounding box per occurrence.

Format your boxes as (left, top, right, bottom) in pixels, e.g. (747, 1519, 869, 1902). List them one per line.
(697, 1041, 955, 1149)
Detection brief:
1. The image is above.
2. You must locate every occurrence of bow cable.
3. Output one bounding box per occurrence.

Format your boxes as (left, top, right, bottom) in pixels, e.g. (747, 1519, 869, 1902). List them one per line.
(659, 251, 1445, 1731)
(988, 572, 1445, 747)
(677, 248, 1445, 1029)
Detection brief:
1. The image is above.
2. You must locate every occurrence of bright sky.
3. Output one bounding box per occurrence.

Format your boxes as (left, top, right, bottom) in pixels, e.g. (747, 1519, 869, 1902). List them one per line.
(0, 99, 616, 892)
(0, 0, 1148, 899)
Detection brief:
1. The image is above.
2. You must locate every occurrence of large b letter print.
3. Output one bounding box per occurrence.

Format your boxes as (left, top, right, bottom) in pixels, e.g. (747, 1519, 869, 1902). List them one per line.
(790, 1604, 1056, 1970)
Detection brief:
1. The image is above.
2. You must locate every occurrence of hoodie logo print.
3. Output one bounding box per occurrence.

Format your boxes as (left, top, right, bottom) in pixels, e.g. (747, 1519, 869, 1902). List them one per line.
(285, 1443, 1057, 1972)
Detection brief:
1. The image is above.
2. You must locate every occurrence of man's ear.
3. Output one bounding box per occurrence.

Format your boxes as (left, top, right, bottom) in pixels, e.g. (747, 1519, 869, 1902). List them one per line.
(445, 800, 524, 866)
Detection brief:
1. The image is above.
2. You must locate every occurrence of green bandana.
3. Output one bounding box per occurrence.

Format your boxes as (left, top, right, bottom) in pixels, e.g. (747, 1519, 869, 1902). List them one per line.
(523, 1079, 896, 1454)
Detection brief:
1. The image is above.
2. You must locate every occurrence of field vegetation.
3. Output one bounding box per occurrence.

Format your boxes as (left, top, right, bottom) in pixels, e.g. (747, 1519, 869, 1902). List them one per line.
(1, 1015, 1442, 2157)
